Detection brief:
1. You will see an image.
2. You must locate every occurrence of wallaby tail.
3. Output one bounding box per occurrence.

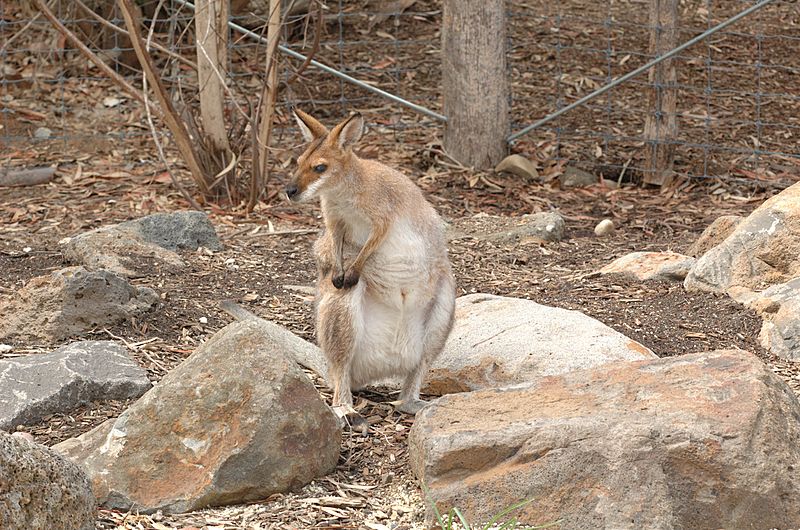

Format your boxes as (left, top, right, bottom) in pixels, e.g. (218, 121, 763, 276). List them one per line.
(219, 300, 259, 321)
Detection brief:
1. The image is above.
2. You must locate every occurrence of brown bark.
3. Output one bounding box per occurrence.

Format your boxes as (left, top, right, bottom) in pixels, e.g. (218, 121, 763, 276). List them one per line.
(642, 0, 679, 187)
(442, 0, 509, 169)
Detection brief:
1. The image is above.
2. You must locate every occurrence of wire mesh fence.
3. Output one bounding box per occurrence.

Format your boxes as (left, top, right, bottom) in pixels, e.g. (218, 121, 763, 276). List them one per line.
(2, 0, 799, 192)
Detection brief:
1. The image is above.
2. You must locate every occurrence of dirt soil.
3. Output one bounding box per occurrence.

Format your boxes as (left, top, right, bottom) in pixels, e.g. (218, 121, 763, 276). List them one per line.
(2, 1, 800, 528)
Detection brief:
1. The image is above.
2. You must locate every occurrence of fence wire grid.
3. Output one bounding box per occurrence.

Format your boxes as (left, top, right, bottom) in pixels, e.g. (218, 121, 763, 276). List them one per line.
(2, 0, 799, 190)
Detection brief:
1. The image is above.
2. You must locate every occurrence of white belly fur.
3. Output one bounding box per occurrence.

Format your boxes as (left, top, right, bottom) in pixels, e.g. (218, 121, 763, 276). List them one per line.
(337, 219, 435, 387)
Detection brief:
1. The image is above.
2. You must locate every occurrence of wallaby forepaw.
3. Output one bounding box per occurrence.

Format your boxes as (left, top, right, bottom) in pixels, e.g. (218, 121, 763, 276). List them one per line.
(342, 270, 360, 289)
(332, 270, 360, 289)
(394, 398, 430, 415)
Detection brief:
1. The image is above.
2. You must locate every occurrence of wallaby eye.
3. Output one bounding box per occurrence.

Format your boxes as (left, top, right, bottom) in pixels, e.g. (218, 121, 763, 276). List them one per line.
(313, 164, 327, 173)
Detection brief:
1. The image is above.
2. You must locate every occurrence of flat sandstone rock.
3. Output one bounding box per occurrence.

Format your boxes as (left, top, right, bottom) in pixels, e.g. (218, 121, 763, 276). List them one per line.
(411, 349, 800, 529)
(55, 319, 340, 514)
(599, 251, 695, 282)
(425, 294, 655, 394)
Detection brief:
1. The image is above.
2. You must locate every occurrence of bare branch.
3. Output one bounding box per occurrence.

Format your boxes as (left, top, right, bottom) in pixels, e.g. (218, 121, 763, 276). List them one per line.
(71, 0, 198, 70)
(195, 0, 232, 155)
(117, 0, 210, 195)
(32, 0, 147, 107)
(249, 0, 282, 212)
(285, 0, 323, 86)
(143, 0, 203, 210)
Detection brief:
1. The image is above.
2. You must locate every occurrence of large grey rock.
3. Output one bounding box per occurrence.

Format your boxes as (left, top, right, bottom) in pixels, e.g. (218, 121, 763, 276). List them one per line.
(685, 182, 800, 294)
(55, 319, 340, 514)
(0, 341, 151, 431)
(1, 431, 95, 530)
(119, 211, 223, 252)
(687, 214, 743, 257)
(410, 350, 800, 529)
(0, 267, 158, 343)
(64, 211, 222, 277)
(449, 212, 566, 244)
(599, 251, 695, 282)
(425, 294, 655, 395)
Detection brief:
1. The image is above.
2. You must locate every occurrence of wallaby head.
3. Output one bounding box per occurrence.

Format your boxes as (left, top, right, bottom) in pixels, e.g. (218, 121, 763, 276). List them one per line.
(285, 108, 365, 203)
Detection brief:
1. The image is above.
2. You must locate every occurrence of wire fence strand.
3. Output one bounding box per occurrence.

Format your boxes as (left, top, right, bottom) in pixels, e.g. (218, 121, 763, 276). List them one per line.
(2, 0, 799, 187)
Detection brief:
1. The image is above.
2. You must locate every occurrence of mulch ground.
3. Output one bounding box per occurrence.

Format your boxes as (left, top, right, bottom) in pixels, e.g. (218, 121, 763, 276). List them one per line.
(3, 165, 799, 529)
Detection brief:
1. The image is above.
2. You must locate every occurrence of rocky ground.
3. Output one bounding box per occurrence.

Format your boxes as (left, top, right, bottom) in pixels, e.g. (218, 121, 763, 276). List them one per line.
(2, 161, 799, 528)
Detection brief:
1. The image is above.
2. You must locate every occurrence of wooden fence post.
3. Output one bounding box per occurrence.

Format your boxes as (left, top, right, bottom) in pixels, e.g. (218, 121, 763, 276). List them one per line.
(442, 0, 509, 169)
(643, 0, 679, 187)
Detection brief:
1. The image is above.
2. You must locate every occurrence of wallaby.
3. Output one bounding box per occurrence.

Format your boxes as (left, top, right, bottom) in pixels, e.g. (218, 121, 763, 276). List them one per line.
(286, 108, 456, 421)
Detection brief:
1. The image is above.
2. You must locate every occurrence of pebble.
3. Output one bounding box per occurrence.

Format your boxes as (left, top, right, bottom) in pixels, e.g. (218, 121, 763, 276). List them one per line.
(34, 127, 52, 140)
(594, 219, 615, 236)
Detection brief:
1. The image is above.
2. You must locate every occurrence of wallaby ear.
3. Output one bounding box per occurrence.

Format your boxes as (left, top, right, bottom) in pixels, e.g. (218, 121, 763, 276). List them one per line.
(330, 112, 365, 150)
(292, 107, 328, 142)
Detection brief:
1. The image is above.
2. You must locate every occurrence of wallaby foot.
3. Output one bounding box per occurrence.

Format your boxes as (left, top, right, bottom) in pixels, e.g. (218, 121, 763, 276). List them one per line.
(391, 398, 430, 415)
(332, 404, 369, 433)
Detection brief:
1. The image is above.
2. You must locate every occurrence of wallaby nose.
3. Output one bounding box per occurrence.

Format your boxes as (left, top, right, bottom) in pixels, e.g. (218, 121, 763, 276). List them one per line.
(285, 184, 299, 200)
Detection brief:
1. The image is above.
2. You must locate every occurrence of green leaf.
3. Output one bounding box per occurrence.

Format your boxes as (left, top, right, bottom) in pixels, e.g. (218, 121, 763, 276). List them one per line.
(454, 507, 471, 530)
(481, 497, 535, 529)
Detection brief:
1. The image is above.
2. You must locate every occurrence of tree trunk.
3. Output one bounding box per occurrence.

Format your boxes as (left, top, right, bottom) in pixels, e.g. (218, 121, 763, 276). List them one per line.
(642, 0, 679, 187)
(442, 0, 508, 169)
(195, 0, 231, 157)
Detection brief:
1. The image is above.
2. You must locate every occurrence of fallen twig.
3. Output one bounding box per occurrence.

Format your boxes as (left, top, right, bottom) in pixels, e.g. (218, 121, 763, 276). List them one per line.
(0, 167, 56, 187)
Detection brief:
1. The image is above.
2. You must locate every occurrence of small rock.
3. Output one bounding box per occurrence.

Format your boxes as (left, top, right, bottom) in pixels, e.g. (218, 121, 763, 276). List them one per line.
(410, 350, 800, 529)
(745, 278, 800, 361)
(685, 182, 800, 294)
(0, 341, 151, 431)
(102, 96, 122, 108)
(64, 211, 222, 277)
(1, 431, 96, 530)
(11, 432, 35, 443)
(425, 294, 654, 395)
(494, 154, 538, 180)
(594, 219, 615, 236)
(687, 214, 743, 257)
(0, 267, 158, 343)
(599, 251, 695, 282)
(0, 344, 12, 354)
(55, 319, 340, 514)
(33, 127, 52, 140)
(560, 166, 597, 188)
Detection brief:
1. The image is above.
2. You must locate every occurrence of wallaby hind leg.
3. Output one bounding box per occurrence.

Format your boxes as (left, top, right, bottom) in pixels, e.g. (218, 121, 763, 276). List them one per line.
(317, 287, 367, 429)
(396, 275, 456, 415)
